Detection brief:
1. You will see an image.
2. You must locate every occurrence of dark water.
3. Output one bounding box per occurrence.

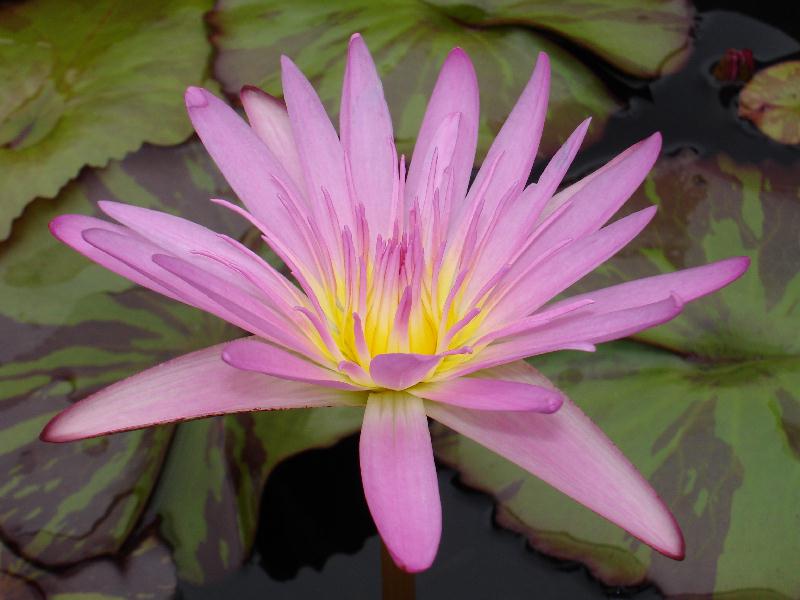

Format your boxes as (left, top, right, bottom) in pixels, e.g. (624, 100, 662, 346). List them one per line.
(180, 6, 799, 599)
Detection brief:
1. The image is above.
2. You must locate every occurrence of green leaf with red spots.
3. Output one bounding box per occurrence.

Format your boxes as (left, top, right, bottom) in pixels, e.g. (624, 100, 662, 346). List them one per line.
(0, 138, 361, 591)
(434, 151, 800, 598)
(0, 0, 216, 240)
(739, 61, 800, 145)
(427, 0, 694, 78)
(210, 0, 620, 162)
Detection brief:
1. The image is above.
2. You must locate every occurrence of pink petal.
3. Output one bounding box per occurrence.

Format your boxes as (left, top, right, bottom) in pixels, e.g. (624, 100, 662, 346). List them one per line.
(410, 376, 563, 413)
(360, 392, 441, 572)
(240, 86, 305, 192)
(41, 343, 360, 442)
(98, 201, 300, 307)
(464, 118, 591, 301)
(531, 133, 661, 255)
(151, 253, 322, 360)
(49, 215, 180, 302)
(369, 353, 443, 390)
(538, 133, 656, 223)
(406, 47, 478, 219)
(184, 86, 314, 270)
(460, 52, 550, 234)
(222, 338, 364, 390)
(340, 34, 396, 239)
(455, 296, 683, 377)
(281, 56, 352, 233)
(426, 361, 684, 559)
(80, 227, 255, 328)
(412, 112, 461, 233)
(490, 206, 658, 323)
(548, 256, 751, 314)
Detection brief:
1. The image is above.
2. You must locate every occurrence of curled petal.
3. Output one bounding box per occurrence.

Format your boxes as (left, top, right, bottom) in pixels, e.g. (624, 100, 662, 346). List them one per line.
(369, 353, 443, 390)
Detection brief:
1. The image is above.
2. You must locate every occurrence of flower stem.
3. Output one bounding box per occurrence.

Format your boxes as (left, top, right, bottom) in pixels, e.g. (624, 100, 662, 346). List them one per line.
(381, 540, 416, 600)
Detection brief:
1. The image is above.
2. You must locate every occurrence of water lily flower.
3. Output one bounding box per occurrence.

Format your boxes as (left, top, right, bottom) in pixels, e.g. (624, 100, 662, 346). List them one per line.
(42, 34, 748, 572)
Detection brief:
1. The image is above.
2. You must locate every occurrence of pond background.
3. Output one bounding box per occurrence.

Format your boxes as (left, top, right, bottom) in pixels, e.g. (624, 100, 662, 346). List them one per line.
(0, 1, 798, 598)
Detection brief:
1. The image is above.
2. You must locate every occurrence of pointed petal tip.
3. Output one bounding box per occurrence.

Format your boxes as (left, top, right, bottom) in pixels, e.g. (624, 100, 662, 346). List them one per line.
(40, 416, 70, 443)
(651, 511, 685, 560)
(48, 214, 72, 241)
(184, 86, 209, 109)
(444, 46, 475, 72)
(280, 54, 296, 71)
(536, 51, 551, 68)
(543, 390, 566, 414)
(40, 407, 137, 444)
(647, 130, 663, 150)
(731, 255, 751, 275)
(349, 32, 364, 45)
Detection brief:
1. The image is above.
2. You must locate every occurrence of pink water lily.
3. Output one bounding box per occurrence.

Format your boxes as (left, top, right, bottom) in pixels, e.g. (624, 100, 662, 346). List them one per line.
(42, 34, 748, 572)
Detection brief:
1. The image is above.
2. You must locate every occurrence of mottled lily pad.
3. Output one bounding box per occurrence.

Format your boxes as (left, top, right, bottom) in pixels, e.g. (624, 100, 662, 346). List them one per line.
(0, 0, 215, 240)
(0, 142, 243, 567)
(141, 407, 363, 584)
(0, 138, 361, 589)
(434, 151, 800, 598)
(427, 0, 694, 77)
(211, 0, 621, 161)
(0, 535, 177, 600)
(739, 61, 800, 145)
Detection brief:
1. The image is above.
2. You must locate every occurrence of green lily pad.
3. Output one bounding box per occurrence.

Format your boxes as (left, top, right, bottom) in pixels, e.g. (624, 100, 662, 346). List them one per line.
(739, 61, 800, 145)
(211, 0, 620, 161)
(434, 151, 800, 598)
(427, 0, 694, 78)
(0, 137, 361, 588)
(0, 0, 215, 240)
(1, 535, 177, 600)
